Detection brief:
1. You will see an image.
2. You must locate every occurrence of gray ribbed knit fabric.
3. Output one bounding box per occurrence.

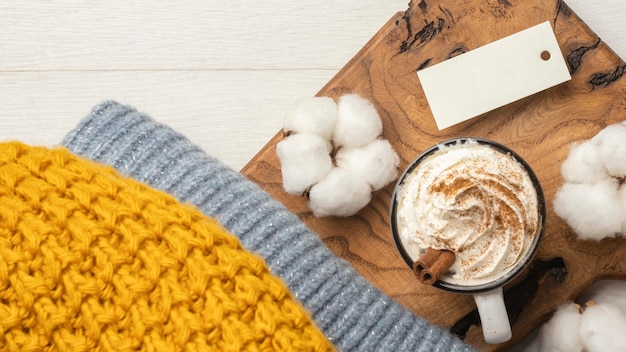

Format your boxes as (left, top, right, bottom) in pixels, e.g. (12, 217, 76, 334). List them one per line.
(61, 101, 475, 352)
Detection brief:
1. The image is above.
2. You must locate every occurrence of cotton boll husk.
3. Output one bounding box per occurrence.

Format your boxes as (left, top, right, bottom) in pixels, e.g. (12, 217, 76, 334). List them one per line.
(276, 133, 333, 195)
(540, 302, 583, 352)
(592, 123, 626, 177)
(283, 96, 338, 140)
(619, 187, 626, 237)
(580, 303, 626, 352)
(333, 93, 383, 148)
(560, 141, 609, 184)
(553, 180, 622, 240)
(307, 167, 372, 217)
(335, 139, 400, 191)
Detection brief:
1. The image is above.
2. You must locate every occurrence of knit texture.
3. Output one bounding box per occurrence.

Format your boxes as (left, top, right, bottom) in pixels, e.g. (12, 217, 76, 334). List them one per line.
(0, 142, 332, 352)
(62, 101, 476, 352)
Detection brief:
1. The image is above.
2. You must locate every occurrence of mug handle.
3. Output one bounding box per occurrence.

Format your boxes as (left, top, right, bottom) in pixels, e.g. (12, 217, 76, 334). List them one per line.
(473, 286, 512, 344)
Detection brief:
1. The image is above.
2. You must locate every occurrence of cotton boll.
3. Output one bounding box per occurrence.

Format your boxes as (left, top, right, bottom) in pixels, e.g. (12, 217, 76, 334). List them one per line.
(540, 302, 583, 352)
(592, 123, 626, 177)
(276, 132, 332, 166)
(276, 133, 333, 195)
(307, 167, 372, 217)
(553, 180, 622, 240)
(560, 141, 609, 184)
(335, 139, 400, 191)
(283, 96, 338, 140)
(333, 93, 383, 148)
(582, 280, 626, 314)
(580, 303, 626, 352)
(592, 122, 626, 146)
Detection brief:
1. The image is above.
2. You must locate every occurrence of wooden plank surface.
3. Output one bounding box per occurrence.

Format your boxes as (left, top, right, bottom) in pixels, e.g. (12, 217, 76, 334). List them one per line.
(241, 0, 626, 350)
(0, 0, 406, 170)
(0, 70, 334, 173)
(0, 1, 403, 71)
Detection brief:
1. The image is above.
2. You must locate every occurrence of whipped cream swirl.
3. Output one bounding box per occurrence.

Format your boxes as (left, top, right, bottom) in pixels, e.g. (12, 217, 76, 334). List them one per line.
(396, 141, 539, 286)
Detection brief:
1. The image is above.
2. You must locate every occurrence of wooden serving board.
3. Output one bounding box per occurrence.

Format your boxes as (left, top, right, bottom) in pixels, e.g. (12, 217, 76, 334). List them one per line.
(241, 0, 626, 350)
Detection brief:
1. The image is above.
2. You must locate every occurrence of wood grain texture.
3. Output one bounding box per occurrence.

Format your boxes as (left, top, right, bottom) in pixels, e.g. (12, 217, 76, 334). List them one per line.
(241, 0, 626, 350)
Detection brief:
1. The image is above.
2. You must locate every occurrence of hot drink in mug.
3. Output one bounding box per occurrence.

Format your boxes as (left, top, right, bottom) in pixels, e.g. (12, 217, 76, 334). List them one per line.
(390, 138, 545, 344)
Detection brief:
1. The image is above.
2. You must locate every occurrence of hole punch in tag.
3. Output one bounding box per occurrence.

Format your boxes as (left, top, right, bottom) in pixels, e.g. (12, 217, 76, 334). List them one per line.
(417, 21, 571, 130)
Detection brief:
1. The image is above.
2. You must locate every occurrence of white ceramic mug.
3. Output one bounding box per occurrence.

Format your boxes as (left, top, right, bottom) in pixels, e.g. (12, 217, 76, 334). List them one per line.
(389, 138, 545, 344)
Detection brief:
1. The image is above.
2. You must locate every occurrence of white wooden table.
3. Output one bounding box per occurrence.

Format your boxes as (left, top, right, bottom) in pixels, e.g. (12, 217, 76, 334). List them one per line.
(1, 2, 625, 349)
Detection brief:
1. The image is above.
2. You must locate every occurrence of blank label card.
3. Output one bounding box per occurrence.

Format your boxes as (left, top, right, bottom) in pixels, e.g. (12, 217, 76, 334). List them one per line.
(417, 21, 571, 130)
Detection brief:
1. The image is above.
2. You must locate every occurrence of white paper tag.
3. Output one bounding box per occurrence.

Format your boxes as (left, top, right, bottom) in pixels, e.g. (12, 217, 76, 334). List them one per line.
(417, 21, 571, 130)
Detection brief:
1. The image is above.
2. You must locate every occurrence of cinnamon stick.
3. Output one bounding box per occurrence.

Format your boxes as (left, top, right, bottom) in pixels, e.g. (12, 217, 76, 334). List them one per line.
(412, 248, 456, 285)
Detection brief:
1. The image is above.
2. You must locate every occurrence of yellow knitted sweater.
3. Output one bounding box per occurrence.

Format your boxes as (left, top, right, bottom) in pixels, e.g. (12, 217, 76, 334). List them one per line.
(0, 142, 333, 352)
